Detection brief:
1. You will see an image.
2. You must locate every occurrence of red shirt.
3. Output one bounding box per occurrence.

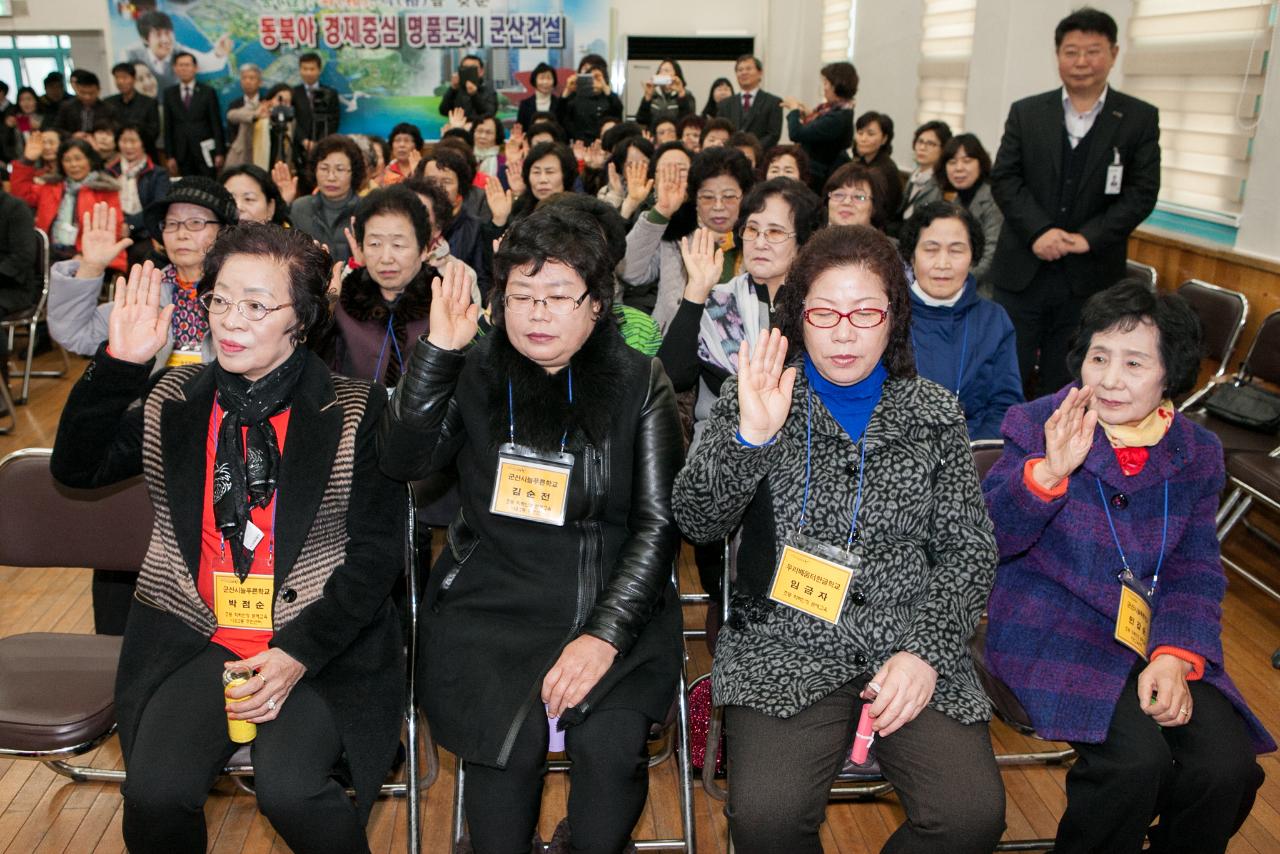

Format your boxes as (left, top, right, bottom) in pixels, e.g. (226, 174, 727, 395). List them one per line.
(197, 401, 291, 660)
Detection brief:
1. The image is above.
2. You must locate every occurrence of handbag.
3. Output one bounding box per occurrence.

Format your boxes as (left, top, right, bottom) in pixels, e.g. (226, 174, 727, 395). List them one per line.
(1203, 380, 1280, 434)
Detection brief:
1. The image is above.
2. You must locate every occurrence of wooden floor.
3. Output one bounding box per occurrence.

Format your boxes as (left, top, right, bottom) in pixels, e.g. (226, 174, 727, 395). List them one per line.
(2, 349, 1279, 853)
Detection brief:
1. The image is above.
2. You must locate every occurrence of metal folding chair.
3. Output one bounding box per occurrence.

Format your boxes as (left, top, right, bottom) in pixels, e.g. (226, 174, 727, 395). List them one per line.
(1, 229, 71, 404)
(1125, 259, 1158, 291)
(1176, 279, 1249, 410)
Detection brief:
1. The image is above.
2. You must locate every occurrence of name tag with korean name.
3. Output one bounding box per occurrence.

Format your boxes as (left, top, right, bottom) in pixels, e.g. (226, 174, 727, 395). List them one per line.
(1114, 581, 1151, 659)
(768, 535, 856, 625)
(490, 443, 573, 526)
(213, 572, 274, 631)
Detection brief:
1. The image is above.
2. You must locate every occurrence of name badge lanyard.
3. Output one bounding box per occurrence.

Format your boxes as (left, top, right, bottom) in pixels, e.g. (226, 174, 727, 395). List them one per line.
(1096, 477, 1169, 598)
(373, 313, 406, 384)
(911, 314, 969, 397)
(796, 388, 869, 553)
(508, 367, 573, 454)
(214, 401, 277, 571)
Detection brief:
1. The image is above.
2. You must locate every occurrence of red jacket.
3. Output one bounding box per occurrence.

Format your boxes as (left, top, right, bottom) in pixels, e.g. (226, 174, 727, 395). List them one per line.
(10, 160, 127, 271)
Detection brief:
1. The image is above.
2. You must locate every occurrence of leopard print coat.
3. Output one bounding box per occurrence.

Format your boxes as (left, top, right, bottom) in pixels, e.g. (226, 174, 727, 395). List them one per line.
(673, 369, 996, 722)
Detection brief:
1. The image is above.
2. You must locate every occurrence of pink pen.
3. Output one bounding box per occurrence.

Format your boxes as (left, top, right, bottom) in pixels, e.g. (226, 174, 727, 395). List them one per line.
(850, 680, 880, 764)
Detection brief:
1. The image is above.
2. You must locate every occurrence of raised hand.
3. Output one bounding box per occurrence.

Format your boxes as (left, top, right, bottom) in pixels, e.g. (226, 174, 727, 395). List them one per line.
(1034, 386, 1097, 490)
(426, 260, 479, 351)
(447, 107, 471, 131)
(679, 227, 724, 304)
(562, 75, 578, 96)
(77, 202, 133, 279)
(670, 76, 686, 97)
(643, 80, 656, 101)
(23, 132, 43, 162)
(585, 140, 607, 170)
(406, 148, 422, 177)
(271, 161, 298, 206)
(654, 160, 687, 218)
(107, 261, 173, 365)
(505, 157, 526, 197)
(485, 175, 514, 228)
(606, 162, 624, 200)
(624, 159, 654, 204)
(327, 261, 346, 298)
(736, 328, 795, 446)
(343, 217, 364, 267)
(571, 139, 588, 163)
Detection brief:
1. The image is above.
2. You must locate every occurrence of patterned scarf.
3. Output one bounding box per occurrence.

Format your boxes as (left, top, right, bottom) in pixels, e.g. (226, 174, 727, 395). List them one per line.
(1098, 399, 1175, 476)
(800, 99, 851, 125)
(166, 266, 208, 350)
(211, 347, 307, 580)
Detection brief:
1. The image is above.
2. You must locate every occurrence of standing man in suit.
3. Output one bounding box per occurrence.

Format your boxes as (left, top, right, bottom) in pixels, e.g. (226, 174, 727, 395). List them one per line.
(106, 63, 161, 155)
(989, 8, 1160, 396)
(224, 64, 265, 169)
(54, 71, 117, 140)
(162, 52, 225, 177)
(717, 55, 782, 150)
(291, 52, 341, 154)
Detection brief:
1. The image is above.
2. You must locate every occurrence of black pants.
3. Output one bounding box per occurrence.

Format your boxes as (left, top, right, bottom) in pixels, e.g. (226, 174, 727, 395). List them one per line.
(994, 267, 1084, 398)
(724, 679, 1005, 854)
(91, 569, 137, 635)
(1057, 669, 1264, 854)
(121, 643, 369, 854)
(463, 703, 651, 854)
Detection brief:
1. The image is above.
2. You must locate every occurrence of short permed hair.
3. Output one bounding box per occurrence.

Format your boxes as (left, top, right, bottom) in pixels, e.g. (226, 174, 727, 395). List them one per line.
(309, 134, 367, 193)
(354, 185, 430, 250)
(820, 62, 859, 100)
(822, 161, 888, 231)
(1067, 280, 1203, 399)
(400, 176, 457, 235)
(775, 225, 916, 379)
(735, 177, 822, 249)
(898, 200, 985, 269)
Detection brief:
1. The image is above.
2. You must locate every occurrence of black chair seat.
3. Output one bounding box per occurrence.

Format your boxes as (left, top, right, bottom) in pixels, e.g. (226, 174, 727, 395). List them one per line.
(0, 305, 37, 326)
(0, 633, 122, 753)
(967, 624, 1037, 735)
(1227, 453, 1280, 505)
(1182, 409, 1278, 456)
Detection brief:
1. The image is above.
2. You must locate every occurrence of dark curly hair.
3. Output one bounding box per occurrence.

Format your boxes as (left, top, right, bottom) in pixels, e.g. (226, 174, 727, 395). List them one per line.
(219, 164, 290, 227)
(935, 133, 992, 193)
(388, 121, 423, 150)
(898, 200, 985, 269)
(822, 161, 888, 231)
(1066, 280, 1203, 399)
(309, 134, 366, 197)
(57, 138, 103, 175)
(415, 145, 475, 194)
(491, 205, 616, 329)
(400, 175, 457, 235)
(353, 185, 430, 250)
(688, 145, 755, 198)
(855, 111, 895, 157)
(775, 225, 916, 379)
(762, 144, 811, 186)
(198, 223, 332, 346)
(820, 62, 859, 100)
(735, 177, 822, 250)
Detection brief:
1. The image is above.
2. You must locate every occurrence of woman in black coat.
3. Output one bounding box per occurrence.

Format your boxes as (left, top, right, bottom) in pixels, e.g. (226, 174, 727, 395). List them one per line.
(379, 205, 685, 853)
(782, 62, 857, 189)
(50, 225, 405, 854)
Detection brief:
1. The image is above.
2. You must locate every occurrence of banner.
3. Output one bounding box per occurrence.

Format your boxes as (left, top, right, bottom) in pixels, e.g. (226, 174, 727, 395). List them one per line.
(107, 1, 610, 139)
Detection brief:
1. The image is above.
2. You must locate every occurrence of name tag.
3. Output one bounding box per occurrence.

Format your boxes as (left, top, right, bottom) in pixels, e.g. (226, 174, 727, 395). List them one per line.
(213, 572, 274, 631)
(768, 535, 856, 625)
(165, 349, 203, 368)
(1105, 164, 1123, 195)
(1114, 581, 1151, 658)
(490, 443, 573, 526)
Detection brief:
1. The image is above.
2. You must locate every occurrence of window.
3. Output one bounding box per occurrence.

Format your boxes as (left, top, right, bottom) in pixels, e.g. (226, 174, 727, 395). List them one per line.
(1125, 0, 1275, 224)
(821, 0, 856, 63)
(0, 33, 75, 94)
(915, 0, 977, 131)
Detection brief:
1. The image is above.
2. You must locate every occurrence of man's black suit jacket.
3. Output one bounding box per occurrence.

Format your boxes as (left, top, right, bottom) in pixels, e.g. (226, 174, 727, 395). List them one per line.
(162, 82, 225, 174)
(717, 89, 783, 150)
(291, 84, 342, 147)
(989, 87, 1160, 297)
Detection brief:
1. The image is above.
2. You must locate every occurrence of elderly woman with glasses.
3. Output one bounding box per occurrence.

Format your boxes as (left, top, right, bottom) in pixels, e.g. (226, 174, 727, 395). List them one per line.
(50, 225, 406, 853)
(379, 204, 685, 853)
(290, 134, 365, 264)
(49, 177, 240, 368)
(673, 225, 1005, 854)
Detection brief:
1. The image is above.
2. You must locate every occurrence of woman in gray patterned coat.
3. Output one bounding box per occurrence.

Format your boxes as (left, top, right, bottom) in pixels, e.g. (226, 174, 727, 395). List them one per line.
(672, 225, 1004, 853)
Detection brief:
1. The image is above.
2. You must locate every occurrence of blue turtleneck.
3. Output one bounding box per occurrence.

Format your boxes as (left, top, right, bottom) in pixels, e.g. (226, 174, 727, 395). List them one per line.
(803, 353, 887, 440)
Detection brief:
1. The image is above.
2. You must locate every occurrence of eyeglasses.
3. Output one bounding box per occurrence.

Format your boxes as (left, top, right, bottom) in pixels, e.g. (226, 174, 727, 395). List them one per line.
(162, 217, 217, 233)
(803, 306, 888, 329)
(915, 138, 941, 149)
(315, 164, 352, 176)
(741, 224, 795, 244)
(829, 191, 871, 205)
(695, 192, 742, 207)
(199, 292, 294, 321)
(503, 291, 590, 316)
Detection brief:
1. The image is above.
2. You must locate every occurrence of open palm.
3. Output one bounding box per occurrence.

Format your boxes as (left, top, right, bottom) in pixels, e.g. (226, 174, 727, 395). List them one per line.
(737, 328, 795, 446)
(108, 261, 174, 365)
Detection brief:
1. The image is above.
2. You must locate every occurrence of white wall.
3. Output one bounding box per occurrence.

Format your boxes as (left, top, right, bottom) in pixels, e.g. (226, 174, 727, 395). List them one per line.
(852, 0, 923, 147)
(1232, 23, 1280, 258)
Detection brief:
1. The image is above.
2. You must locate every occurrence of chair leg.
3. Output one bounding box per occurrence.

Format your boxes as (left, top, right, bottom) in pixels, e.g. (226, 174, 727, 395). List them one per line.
(406, 708, 421, 853)
(452, 758, 467, 852)
(675, 667, 696, 854)
(45, 761, 127, 783)
(0, 377, 15, 434)
(1216, 487, 1246, 529)
(18, 317, 36, 403)
(1217, 494, 1253, 543)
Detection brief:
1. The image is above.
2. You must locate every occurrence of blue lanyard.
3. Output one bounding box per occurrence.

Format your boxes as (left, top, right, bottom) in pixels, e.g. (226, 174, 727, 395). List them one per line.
(373, 313, 405, 383)
(797, 388, 868, 550)
(1096, 477, 1169, 597)
(508, 367, 574, 454)
(911, 313, 969, 396)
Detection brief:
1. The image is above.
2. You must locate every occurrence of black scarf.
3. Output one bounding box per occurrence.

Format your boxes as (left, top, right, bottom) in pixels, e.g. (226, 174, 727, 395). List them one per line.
(212, 347, 308, 580)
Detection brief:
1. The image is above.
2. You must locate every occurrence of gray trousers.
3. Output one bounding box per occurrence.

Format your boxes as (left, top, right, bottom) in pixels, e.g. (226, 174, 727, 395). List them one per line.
(725, 679, 1005, 854)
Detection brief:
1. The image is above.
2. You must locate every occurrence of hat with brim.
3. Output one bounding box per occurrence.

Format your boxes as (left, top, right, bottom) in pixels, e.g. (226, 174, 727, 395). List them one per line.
(143, 176, 240, 240)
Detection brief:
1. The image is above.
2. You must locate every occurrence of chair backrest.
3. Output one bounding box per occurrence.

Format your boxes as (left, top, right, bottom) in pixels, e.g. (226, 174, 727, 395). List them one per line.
(1177, 279, 1248, 379)
(1126, 259, 1158, 291)
(0, 449, 152, 572)
(1241, 310, 1280, 387)
(970, 439, 1004, 481)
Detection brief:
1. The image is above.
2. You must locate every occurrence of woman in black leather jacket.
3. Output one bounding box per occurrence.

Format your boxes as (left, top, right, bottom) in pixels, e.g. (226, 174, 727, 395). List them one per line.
(379, 204, 685, 854)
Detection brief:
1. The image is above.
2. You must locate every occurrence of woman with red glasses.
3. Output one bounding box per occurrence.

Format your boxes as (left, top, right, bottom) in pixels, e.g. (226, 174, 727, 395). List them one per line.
(673, 224, 1004, 854)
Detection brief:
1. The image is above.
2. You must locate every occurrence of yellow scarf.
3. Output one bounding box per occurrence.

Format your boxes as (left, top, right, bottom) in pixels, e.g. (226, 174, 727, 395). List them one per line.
(1098, 399, 1176, 448)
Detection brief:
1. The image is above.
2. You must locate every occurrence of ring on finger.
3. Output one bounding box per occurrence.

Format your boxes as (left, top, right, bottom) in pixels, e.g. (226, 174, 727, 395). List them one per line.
(1179, 706, 1190, 718)
(267, 697, 277, 711)
(258, 674, 268, 687)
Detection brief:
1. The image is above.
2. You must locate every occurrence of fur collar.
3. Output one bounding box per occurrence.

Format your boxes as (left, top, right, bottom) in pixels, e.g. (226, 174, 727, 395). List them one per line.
(35, 169, 121, 192)
(339, 265, 435, 324)
(484, 319, 633, 452)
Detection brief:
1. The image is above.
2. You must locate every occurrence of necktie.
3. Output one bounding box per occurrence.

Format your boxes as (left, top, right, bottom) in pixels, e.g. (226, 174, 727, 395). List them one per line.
(182, 87, 191, 108)
(743, 92, 752, 111)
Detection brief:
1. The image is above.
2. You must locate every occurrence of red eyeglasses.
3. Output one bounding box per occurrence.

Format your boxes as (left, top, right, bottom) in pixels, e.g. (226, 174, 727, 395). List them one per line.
(803, 307, 888, 329)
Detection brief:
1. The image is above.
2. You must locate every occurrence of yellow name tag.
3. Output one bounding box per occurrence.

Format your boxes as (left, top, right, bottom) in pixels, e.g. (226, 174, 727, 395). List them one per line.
(213, 572, 274, 631)
(768, 544, 854, 625)
(165, 350, 203, 368)
(1114, 583, 1151, 659)
(490, 456, 571, 526)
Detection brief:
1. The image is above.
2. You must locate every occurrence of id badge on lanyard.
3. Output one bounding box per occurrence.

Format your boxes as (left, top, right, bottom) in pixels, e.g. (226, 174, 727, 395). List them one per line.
(1098, 478, 1168, 659)
(213, 571, 275, 630)
(766, 389, 865, 625)
(490, 442, 574, 526)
